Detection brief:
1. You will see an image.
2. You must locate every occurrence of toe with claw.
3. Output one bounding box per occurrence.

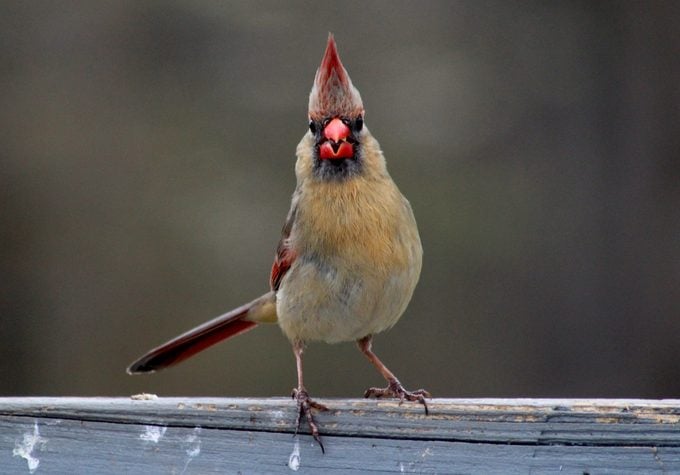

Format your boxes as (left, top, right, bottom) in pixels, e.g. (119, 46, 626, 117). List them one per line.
(292, 387, 328, 453)
(364, 378, 431, 415)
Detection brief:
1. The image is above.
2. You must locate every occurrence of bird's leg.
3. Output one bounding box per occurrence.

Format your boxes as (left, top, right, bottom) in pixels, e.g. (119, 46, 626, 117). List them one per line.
(357, 335, 431, 415)
(291, 339, 328, 452)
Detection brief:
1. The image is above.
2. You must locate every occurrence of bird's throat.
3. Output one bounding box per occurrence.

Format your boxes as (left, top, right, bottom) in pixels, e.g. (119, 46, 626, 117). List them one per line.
(312, 153, 361, 181)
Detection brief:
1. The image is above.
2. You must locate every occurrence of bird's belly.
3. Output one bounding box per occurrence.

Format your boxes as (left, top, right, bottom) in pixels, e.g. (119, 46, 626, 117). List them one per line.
(276, 255, 417, 343)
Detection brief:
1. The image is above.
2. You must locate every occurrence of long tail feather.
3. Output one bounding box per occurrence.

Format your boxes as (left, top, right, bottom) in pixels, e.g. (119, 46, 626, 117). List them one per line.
(127, 291, 276, 374)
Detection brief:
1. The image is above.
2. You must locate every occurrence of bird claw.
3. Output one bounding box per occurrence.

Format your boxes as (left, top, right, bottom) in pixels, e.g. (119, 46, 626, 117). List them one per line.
(291, 387, 328, 453)
(364, 379, 431, 415)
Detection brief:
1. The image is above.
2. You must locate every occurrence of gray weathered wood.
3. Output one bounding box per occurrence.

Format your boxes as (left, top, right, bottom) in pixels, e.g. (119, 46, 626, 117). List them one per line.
(2, 397, 680, 474)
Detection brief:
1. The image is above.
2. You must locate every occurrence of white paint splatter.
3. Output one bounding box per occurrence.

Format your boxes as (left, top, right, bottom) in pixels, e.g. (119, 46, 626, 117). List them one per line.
(130, 393, 158, 400)
(421, 447, 433, 458)
(185, 439, 201, 457)
(288, 437, 301, 471)
(398, 461, 416, 472)
(139, 425, 167, 443)
(181, 427, 202, 475)
(13, 421, 47, 473)
(184, 428, 202, 457)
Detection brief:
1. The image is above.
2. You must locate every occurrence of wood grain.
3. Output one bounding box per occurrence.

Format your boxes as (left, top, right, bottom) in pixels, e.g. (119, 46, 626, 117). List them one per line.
(2, 398, 680, 474)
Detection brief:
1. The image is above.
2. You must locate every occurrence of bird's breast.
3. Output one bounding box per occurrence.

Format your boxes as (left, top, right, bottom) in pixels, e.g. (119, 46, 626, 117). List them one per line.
(276, 177, 422, 343)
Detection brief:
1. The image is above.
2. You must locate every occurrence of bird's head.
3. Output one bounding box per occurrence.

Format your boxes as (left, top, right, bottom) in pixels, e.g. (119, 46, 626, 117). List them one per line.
(308, 34, 366, 180)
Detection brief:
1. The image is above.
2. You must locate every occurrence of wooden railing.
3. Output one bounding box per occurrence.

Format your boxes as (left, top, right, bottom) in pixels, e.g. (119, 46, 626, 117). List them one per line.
(2, 397, 679, 473)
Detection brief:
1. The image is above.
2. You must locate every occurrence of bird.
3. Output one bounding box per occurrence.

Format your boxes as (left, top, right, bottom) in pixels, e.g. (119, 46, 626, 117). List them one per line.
(127, 33, 429, 452)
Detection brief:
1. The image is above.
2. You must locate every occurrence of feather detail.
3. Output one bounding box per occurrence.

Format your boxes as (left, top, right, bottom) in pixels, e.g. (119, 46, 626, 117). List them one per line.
(271, 242, 296, 292)
(308, 33, 364, 120)
(127, 292, 276, 374)
(271, 194, 299, 291)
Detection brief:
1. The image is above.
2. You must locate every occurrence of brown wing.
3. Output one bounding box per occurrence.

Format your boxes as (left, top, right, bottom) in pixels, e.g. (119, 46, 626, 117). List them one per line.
(270, 198, 298, 291)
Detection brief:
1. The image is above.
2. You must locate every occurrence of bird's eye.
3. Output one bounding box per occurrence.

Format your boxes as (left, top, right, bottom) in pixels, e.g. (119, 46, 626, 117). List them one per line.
(341, 118, 351, 127)
(355, 116, 364, 132)
(309, 121, 317, 134)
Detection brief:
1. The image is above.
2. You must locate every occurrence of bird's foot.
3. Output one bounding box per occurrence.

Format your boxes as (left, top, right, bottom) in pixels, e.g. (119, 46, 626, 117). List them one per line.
(291, 387, 328, 453)
(364, 378, 431, 415)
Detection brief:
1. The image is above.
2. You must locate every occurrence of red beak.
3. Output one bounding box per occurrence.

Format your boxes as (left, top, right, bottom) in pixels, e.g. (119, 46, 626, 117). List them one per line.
(323, 118, 350, 142)
(319, 118, 353, 160)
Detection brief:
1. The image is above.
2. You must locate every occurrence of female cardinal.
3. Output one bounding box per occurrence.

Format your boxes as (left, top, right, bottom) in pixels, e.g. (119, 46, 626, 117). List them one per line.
(127, 34, 429, 451)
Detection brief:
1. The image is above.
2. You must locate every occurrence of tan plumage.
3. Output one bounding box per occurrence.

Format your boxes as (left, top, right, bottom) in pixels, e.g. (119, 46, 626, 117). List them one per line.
(277, 129, 422, 343)
(127, 34, 428, 452)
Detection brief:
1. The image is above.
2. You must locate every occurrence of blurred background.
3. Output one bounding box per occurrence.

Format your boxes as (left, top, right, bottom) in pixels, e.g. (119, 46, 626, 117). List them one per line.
(1, 1, 678, 399)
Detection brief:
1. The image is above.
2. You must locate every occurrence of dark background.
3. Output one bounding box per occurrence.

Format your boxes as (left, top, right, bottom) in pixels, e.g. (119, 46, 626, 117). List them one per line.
(1, 1, 678, 399)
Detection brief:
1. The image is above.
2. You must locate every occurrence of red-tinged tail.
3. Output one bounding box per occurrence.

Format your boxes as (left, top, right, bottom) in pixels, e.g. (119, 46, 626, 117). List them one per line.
(127, 292, 276, 374)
